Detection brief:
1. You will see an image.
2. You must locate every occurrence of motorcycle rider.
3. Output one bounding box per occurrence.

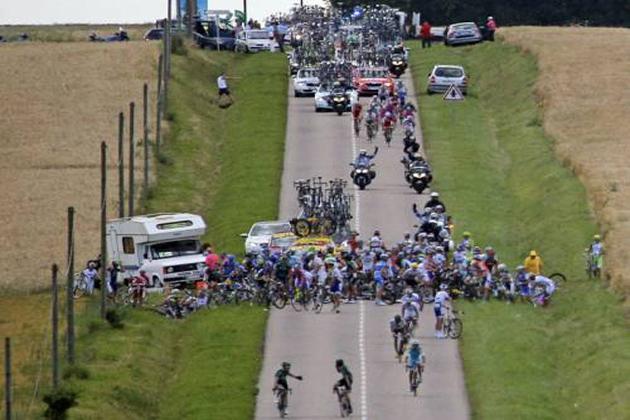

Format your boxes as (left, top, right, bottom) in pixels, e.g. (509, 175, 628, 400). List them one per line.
(403, 134, 420, 157)
(424, 191, 446, 211)
(352, 146, 378, 179)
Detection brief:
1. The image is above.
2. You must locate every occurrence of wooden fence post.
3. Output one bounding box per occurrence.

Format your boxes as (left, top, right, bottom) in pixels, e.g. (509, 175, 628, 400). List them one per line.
(143, 83, 149, 201)
(128, 102, 135, 217)
(51, 264, 60, 389)
(4, 337, 11, 420)
(66, 207, 75, 364)
(118, 112, 125, 218)
(100, 142, 108, 319)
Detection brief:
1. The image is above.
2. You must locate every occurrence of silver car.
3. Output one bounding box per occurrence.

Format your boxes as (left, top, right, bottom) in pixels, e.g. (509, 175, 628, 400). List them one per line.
(240, 221, 292, 254)
(427, 65, 468, 94)
(444, 22, 482, 46)
(293, 68, 320, 97)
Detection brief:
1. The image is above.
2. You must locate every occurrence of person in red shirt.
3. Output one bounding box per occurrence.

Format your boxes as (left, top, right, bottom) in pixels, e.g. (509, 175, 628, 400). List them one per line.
(486, 16, 497, 41)
(420, 21, 432, 49)
(204, 246, 221, 283)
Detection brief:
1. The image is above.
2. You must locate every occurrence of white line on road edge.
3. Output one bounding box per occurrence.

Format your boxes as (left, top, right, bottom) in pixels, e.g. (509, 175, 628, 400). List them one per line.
(359, 300, 368, 420)
(350, 114, 360, 232)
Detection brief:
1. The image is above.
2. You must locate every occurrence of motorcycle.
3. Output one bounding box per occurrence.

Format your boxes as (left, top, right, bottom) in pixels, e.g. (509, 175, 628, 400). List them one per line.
(401, 159, 432, 194)
(350, 162, 375, 190)
(389, 54, 407, 78)
(329, 91, 348, 116)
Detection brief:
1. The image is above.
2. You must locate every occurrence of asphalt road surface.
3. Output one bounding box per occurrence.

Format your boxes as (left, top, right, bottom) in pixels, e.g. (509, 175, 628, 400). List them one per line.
(255, 72, 470, 419)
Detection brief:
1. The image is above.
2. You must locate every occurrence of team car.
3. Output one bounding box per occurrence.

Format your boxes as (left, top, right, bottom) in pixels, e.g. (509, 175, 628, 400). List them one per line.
(314, 84, 358, 112)
(352, 67, 395, 96)
(293, 67, 320, 97)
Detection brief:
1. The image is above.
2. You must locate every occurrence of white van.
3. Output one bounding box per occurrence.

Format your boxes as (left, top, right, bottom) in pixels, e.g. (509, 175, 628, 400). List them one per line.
(107, 213, 207, 287)
(235, 29, 273, 52)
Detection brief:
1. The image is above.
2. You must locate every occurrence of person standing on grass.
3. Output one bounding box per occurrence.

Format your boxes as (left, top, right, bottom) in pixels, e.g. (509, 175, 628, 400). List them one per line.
(486, 16, 497, 41)
(216, 71, 233, 102)
(420, 21, 432, 48)
(524, 250, 543, 275)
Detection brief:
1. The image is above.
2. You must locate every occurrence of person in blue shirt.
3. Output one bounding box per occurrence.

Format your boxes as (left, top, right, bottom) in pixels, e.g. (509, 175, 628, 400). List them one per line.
(405, 339, 425, 391)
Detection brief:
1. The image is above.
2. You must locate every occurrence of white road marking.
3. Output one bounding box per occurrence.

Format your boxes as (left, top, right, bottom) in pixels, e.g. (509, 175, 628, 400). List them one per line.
(359, 300, 368, 420)
(350, 116, 361, 232)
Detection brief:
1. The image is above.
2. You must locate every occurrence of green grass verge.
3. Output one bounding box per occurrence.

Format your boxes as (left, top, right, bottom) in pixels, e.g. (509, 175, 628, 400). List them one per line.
(409, 41, 630, 419)
(66, 304, 267, 420)
(56, 47, 288, 419)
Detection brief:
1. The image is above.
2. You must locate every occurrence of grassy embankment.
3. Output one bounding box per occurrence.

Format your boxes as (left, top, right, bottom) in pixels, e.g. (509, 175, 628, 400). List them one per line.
(409, 41, 629, 419)
(9, 48, 288, 419)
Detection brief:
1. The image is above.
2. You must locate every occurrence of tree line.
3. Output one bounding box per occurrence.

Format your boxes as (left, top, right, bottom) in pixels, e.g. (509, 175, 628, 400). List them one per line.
(334, 0, 629, 27)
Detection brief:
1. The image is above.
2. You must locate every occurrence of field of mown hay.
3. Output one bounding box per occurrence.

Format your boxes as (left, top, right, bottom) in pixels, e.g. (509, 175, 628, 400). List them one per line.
(502, 27, 630, 297)
(0, 41, 158, 291)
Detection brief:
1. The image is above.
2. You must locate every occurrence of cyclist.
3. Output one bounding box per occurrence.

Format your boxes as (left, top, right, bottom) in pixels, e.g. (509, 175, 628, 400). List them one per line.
(405, 339, 425, 391)
(373, 253, 389, 306)
(131, 269, 149, 306)
(402, 262, 426, 288)
(424, 191, 446, 211)
(326, 260, 344, 313)
(588, 234, 604, 274)
(497, 263, 515, 303)
(433, 283, 451, 338)
(273, 362, 303, 414)
(530, 274, 555, 307)
(333, 359, 353, 414)
(402, 299, 420, 328)
(82, 262, 99, 295)
(396, 80, 407, 107)
(352, 101, 363, 126)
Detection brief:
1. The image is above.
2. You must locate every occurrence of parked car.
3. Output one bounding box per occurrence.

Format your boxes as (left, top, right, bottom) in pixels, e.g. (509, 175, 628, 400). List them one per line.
(193, 21, 236, 50)
(143, 28, 164, 40)
(444, 22, 482, 46)
(427, 65, 468, 94)
(240, 221, 292, 254)
(314, 84, 358, 112)
(352, 67, 394, 96)
(293, 67, 320, 97)
(235, 29, 273, 52)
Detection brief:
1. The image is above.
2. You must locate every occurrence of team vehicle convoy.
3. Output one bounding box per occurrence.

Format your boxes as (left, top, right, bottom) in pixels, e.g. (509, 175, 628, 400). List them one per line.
(353, 67, 394, 96)
(235, 29, 274, 52)
(106, 213, 207, 287)
(292, 67, 320, 97)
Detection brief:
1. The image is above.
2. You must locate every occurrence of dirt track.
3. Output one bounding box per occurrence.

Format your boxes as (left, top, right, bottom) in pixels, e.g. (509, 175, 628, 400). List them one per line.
(0, 41, 158, 290)
(502, 27, 630, 297)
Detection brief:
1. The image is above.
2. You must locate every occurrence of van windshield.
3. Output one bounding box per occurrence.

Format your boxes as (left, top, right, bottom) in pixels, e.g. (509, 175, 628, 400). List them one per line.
(150, 240, 201, 259)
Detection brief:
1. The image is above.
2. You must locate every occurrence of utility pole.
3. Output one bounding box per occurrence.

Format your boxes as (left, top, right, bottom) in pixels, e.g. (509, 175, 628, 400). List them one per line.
(100, 141, 107, 319)
(66, 207, 75, 364)
(51, 264, 60, 389)
(243, 0, 247, 22)
(156, 54, 163, 156)
(118, 112, 125, 218)
(4, 337, 12, 420)
(143, 83, 149, 202)
(128, 102, 135, 217)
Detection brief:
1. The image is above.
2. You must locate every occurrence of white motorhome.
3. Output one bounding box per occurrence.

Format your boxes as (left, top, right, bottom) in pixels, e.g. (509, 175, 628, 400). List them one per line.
(107, 213, 207, 287)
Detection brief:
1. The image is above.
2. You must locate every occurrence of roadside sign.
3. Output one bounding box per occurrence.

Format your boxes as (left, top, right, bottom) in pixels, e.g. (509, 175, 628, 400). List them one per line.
(443, 84, 465, 101)
(235, 10, 245, 22)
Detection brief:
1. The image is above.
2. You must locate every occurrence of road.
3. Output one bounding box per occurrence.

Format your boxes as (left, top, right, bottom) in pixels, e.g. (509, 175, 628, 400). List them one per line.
(255, 72, 470, 419)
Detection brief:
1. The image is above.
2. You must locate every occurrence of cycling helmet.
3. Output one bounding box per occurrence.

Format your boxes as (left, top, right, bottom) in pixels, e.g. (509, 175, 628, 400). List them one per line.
(410, 262, 419, 269)
(282, 362, 291, 370)
(439, 283, 448, 290)
(423, 207, 431, 213)
(516, 265, 525, 271)
(88, 262, 97, 269)
(359, 149, 367, 155)
(497, 263, 508, 272)
(373, 230, 381, 236)
(593, 234, 601, 240)
(335, 359, 344, 368)
(394, 314, 402, 322)
(435, 205, 444, 212)
(462, 231, 471, 238)
(406, 288, 413, 296)
(488, 16, 494, 20)
(410, 339, 420, 348)
(430, 192, 439, 198)
(380, 254, 388, 261)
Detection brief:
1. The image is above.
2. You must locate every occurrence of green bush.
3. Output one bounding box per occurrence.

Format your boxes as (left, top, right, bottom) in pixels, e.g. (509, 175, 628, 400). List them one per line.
(43, 386, 78, 419)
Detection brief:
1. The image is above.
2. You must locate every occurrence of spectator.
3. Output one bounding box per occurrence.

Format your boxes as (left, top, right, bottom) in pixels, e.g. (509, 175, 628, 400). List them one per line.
(216, 71, 233, 102)
(420, 21, 432, 48)
(486, 16, 497, 41)
(107, 261, 122, 297)
(272, 21, 285, 53)
(523, 250, 543, 275)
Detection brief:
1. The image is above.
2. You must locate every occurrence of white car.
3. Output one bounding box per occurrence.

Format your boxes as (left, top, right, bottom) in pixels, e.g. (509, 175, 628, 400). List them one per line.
(444, 22, 482, 46)
(235, 29, 273, 53)
(293, 68, 320, 97)
(240, 221, 292, 254)
(427, 65, 468, 94)
(314, 85, 358, 112)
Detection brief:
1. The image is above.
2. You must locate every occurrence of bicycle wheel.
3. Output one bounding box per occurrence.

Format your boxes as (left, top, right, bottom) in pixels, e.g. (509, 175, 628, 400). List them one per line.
(549, 272, 567, 283)
(290, 294, 303, 312)
(421, 286, 434, 303)
(448, 318, 463, 339)
(293, 219, 311, 237)
(411, 371, 418, 396)
(321, 218, 337, 236)
(73, 275, 86, 299)
(301, 291, 313, 311)
(272, 293, 287, 309)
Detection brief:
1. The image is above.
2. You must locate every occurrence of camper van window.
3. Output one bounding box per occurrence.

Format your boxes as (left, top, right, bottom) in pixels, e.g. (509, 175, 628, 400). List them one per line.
(150, 240, 200, 259)
(157, 221, 193, 230)
(122, 237, 135, 254)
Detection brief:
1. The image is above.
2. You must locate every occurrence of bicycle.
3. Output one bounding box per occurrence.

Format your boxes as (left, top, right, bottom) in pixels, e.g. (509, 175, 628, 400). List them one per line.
(274, 387, 291, 418)
(442, 306, 463, 339)
(584, 249, 602, 279)
(406, 364, 423, 396)
(290, 286, 313, 312)
(312, 284, 331, 313)
(334, 384, 352, 417)
(393, 327, 411, 363)
(73, 272, 97, 298)
(353, 115, 362, 137)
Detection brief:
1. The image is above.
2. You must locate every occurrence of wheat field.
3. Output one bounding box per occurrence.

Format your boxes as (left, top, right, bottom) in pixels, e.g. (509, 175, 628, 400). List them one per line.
(0, 41, 158, 291)
(502, 27, 630, 296)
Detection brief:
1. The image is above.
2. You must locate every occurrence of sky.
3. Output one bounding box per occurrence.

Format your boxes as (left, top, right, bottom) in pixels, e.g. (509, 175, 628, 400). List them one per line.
(0, 0, 326, 25)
